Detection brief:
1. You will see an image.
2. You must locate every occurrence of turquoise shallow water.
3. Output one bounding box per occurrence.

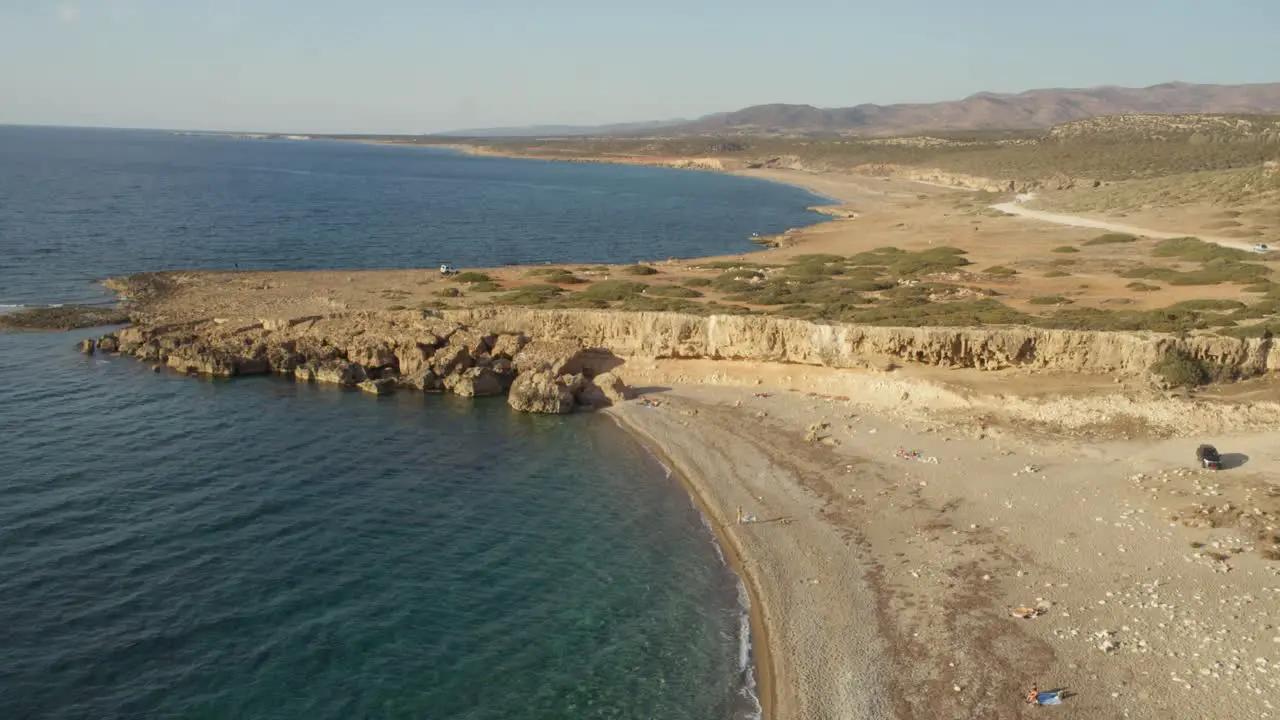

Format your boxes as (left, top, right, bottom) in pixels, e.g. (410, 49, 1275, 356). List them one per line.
(0, 331, 754, 719)
(0, 127, 827, 719)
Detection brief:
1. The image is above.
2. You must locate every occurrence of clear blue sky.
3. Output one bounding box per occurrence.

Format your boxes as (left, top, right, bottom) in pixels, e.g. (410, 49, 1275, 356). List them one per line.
(1, 0, 1277, 133)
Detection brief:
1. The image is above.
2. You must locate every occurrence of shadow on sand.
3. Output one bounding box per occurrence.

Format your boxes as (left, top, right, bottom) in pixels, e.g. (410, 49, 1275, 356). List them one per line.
(1219, 453, 1250, 470)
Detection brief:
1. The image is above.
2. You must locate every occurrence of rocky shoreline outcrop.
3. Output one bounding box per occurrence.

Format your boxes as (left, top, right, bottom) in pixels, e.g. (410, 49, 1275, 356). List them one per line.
(78, 312, 633, 414)
(2, 305, 130, 331)
(79, 306, 1280, 412)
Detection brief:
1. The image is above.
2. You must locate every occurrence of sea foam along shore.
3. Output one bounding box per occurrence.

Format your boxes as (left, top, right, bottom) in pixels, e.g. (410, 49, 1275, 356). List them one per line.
(608, 395, 893, 720)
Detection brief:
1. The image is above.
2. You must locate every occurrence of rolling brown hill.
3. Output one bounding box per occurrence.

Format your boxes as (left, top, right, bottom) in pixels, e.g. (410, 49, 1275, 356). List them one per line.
(664, 82, 1280, 136)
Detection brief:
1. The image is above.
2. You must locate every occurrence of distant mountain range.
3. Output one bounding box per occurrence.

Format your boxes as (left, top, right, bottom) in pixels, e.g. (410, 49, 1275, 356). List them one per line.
(436, 82, 1280, 138)
(432, 119, 691, 138)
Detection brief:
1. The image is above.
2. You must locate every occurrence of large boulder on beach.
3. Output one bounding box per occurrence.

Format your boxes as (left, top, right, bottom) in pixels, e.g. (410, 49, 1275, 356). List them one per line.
(576, 371, 632, 409)
(507, 370, 576, 414)
(512, 339, 585, 376)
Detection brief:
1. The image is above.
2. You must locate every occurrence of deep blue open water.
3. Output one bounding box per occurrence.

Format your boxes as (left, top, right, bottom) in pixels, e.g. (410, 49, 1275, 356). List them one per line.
(0, 126, 828, 719)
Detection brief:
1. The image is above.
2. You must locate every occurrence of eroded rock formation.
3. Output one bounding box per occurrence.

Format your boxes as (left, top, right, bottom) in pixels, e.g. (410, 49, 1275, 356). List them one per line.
(85, 307, 1279, 413)
(86, 312, 631, 414)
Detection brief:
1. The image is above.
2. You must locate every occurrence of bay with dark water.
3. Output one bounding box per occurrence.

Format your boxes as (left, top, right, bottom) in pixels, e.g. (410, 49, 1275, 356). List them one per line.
(0, 126, 828, 719)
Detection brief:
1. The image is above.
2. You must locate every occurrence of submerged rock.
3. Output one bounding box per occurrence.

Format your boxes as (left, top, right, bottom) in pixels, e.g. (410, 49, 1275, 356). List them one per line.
(77, 338, 96, 355)
(1, 305, 129, 331)
(359, 377, 397, 395)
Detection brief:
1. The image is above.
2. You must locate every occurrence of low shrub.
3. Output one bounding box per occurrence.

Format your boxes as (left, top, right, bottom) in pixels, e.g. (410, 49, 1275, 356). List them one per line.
(625, 264, 660, 276)
(616, 296, 706, 313)
(469, 281, 504, 293)
(682, 277, 713, 287)
(1166, 299, 1246, 312)
(1150, 350, 1212, 387)
(538, 269, 586, 284)
(789, 253, 846, 264)
(1051, 246, 1080, 253)
(711, 269, 765, 293)
(841, 298, 1029, 327)
(577, 280, 649, 301)
(1043, 270, 1071, 278)
(646, 284, 703, 298)
(725, 278, 870, 306)
(695, 261, 772, 270)
(1152, 237, 1253, 263)
(435, 287, 462, 298)
(493, 284, 563, 305)
(783, 258, 846, 278)
(1035, 308, 1207, 333)
(1219, 322, 1280, 339)
(1083, 233, 1136, 246)
(1125, 281, 1160, 292)
(452, 271, 492, 283)
(886, 247, 971, 277)
(1029, 295, 1072, 305)
(1121, 261, 1269, 285)
(985, 266, 1018, 276)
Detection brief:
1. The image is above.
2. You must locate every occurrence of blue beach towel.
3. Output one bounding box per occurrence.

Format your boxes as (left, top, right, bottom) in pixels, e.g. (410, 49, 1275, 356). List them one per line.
(1036, 691, 1063, 706)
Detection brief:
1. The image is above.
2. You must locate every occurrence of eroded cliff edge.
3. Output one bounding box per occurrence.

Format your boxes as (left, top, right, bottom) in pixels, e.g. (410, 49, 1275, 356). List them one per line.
(80, 305, 1280, 421)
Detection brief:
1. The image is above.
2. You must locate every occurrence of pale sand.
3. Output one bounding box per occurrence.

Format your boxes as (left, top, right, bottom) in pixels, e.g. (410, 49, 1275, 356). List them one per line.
(608, 374, 1280, 720)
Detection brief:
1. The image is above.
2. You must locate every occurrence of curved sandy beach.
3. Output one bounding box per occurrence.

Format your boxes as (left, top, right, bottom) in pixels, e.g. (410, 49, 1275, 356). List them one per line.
(609, 395, 892, 720)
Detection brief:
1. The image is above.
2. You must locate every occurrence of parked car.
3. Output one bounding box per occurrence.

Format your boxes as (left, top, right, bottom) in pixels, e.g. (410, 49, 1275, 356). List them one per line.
(1196, 444, 1222, 470)
(1254, 243, 1270, 253)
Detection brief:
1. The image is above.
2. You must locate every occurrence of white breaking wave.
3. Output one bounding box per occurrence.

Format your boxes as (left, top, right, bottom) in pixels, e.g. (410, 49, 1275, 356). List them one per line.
(736, 578, 763, 720)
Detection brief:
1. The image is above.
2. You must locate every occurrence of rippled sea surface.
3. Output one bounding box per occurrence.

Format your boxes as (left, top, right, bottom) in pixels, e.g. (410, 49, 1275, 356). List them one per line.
(0, 126, 826, 307)
(0, 127, 828, 719)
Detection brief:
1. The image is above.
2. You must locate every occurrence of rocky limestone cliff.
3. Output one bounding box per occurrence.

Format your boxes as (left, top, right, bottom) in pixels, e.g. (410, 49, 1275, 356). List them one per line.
(852, 164, 1084, 195)
(439, 308, 1280, 379)
(79, 308, 1277, 413)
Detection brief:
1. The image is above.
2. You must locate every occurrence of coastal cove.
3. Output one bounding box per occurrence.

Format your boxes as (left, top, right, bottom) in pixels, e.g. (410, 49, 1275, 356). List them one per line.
(0, 128, 852, 720)
(13, 128, 1280, 720)
(74, 134, 1280, 720)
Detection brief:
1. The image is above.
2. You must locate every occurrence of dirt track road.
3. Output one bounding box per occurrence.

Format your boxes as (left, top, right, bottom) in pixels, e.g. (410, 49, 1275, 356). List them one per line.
(990, 197, 1259, 251)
